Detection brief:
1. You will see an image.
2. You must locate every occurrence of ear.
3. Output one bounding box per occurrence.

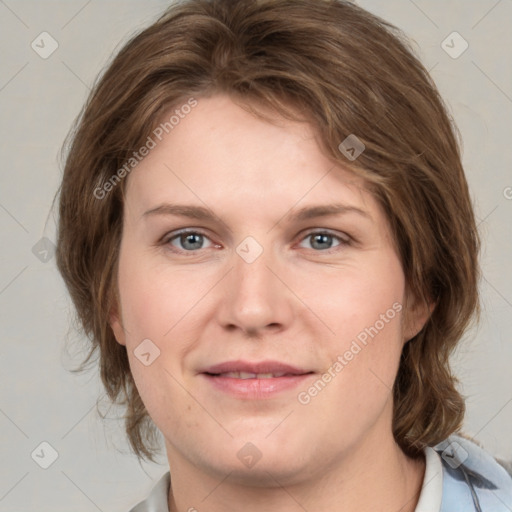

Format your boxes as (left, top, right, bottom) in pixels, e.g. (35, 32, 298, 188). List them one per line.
(402, 289, 434, 344)
(109, 301, 127, 346)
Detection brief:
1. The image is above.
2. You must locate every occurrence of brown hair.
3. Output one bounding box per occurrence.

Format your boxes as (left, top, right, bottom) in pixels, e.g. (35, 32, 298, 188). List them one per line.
(55, 0, 480, 462)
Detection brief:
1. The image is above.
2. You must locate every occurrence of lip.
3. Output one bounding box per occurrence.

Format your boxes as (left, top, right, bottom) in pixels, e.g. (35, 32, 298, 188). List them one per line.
(200, 360, 314, 400)
(202, 360, 309, 375)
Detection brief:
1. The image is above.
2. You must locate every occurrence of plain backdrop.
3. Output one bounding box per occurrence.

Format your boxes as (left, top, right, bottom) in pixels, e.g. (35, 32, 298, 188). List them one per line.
(0, 0, 511, 510)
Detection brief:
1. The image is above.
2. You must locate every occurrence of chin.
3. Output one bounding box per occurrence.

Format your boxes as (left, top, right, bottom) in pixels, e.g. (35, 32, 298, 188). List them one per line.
(200, 434, 315, 486)
(218, 455, 311, 488)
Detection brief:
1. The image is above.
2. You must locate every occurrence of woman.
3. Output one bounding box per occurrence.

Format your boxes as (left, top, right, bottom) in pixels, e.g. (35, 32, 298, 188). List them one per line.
(55, 0, 512, 510)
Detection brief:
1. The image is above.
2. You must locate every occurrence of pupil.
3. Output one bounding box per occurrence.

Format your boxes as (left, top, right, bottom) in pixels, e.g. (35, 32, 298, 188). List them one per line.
(183, 233, 202, 250)
(312, 234, 332, 250)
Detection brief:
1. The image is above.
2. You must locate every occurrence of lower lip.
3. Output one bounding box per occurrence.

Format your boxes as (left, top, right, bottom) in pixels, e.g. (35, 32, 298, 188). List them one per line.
(201, 373, 314, 399)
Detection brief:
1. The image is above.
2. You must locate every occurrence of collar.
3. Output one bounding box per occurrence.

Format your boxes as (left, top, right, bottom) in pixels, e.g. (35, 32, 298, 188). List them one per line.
(128, 434, 512, 512)
(435, 434, 512, 511)
(415, 445, 443, 511)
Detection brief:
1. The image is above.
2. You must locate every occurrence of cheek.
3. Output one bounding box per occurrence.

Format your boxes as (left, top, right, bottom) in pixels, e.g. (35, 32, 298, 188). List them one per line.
(115, 247, 213, 421)
(117, 247, 210, 346)
(297, 249, 406, 408)
(117, 268, 195, 435)
(297, 249, 406, 347)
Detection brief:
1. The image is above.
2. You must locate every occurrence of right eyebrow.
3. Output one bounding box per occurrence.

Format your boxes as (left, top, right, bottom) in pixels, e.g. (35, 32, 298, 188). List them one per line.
(142, 204, 218, 221)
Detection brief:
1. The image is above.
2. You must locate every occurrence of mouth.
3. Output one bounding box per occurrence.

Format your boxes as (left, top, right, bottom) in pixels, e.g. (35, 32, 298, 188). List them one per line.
(200, 360, 315, 399)
(205, 371, 302, 379)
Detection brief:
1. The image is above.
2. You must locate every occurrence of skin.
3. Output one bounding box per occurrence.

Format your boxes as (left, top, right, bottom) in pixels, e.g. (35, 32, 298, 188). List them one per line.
(110, 93, 429, 512)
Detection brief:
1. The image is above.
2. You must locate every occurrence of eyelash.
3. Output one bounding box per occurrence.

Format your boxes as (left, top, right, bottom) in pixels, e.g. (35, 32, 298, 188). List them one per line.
(161, 228, 352, 255)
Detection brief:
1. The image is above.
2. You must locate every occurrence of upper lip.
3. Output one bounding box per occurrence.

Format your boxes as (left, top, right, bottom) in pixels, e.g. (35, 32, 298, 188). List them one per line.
(201, 360, 311, 376)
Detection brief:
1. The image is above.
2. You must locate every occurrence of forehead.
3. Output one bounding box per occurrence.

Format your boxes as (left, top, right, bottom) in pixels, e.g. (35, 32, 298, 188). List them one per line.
(124, 94, 374, 217)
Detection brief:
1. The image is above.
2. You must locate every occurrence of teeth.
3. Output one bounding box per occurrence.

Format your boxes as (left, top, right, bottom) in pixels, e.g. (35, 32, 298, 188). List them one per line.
(239, 372, 257, 379)
(217, 372, 288, 379)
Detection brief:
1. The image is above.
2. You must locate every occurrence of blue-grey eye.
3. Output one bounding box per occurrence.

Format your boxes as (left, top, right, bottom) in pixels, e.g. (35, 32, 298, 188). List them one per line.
(299, 232, 346, 251)
(169, 231, 213, 251)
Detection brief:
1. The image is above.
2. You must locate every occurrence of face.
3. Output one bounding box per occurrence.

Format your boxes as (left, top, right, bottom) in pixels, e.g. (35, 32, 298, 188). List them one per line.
(110, 93, 425, 485)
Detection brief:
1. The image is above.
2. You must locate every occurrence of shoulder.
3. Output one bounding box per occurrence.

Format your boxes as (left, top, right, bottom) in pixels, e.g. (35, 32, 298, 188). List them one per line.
(433, 433, 512, 512)
(127, 471, 170, 512)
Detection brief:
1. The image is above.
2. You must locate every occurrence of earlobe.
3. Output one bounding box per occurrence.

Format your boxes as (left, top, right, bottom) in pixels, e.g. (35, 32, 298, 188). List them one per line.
(403, 292, 434, 343)
(109, 306, 127, 346)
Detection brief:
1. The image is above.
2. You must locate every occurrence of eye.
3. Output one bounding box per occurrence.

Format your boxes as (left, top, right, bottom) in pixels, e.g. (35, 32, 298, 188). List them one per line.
(164, 230, 215, 252)
(161, 228, 351, 254)
(298, 230, 350, 251)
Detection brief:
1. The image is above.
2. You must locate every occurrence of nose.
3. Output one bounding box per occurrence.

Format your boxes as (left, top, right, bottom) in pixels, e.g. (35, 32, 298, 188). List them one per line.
(216, 241, 295, 337)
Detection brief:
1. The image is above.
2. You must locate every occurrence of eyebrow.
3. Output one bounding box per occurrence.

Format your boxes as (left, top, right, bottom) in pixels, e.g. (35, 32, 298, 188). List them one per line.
(142, 203, 370, 223)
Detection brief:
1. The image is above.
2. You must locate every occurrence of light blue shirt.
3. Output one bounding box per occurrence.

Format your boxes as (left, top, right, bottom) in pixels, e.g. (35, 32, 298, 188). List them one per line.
(435, 434, 512, 511)
(128, 434, 512, 511)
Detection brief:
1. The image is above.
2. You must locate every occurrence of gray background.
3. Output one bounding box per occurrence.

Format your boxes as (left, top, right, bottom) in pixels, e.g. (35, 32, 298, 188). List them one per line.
(0, 0, 511, 510)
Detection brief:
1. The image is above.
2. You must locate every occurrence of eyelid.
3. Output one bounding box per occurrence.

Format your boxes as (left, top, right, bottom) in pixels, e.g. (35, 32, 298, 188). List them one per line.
(162, 227, 209, 242)
(300, 228, 351, 243)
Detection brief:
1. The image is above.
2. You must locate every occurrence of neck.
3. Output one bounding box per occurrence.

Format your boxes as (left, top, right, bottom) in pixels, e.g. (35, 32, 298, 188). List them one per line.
(166, 431, 426, 512)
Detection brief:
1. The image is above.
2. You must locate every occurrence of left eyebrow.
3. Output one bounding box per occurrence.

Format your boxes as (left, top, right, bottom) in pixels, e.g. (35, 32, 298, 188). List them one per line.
(288, 204, 371, 222)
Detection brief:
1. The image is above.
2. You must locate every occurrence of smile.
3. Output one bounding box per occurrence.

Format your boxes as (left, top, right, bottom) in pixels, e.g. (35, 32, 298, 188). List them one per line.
(209, 371, 293, 379)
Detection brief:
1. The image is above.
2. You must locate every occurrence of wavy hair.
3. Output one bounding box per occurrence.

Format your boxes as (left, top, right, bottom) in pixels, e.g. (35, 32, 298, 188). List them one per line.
(55, 0, 480, 462)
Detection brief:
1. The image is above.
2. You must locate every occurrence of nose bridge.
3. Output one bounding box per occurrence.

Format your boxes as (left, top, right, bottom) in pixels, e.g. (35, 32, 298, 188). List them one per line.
(232, 237, 277, 303)
(218, 235, 293, 333)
